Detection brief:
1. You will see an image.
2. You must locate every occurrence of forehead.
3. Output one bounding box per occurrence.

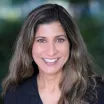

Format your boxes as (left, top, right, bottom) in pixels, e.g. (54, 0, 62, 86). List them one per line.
(35, 21, 66, 37)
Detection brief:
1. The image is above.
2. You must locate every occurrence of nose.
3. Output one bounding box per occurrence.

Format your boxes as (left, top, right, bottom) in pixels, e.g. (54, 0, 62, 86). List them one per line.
(47, 42, 58, 56)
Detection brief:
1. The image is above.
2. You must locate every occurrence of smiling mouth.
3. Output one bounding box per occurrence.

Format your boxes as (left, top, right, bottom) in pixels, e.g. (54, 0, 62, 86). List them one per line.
(42, 58, 59, 65)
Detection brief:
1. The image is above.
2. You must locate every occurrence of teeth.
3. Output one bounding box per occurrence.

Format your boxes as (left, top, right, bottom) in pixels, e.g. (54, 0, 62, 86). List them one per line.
(43, 58, 58, 63)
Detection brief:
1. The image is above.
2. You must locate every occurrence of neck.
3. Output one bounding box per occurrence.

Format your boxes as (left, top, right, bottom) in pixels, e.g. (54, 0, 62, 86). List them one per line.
(37, 71, 62, 92)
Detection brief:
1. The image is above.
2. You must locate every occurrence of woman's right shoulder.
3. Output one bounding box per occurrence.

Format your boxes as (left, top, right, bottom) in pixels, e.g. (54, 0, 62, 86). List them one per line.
(4, 75, 38, 104)
(96, 76, 104, 104)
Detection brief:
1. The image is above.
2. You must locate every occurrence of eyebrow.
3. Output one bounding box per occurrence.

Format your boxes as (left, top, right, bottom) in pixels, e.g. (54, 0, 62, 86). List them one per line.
(55, 35, 67, 38)
(35, 35, 66, 39)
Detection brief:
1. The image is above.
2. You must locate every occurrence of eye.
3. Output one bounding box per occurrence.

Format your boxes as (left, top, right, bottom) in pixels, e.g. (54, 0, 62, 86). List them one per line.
(56, 38, 65, 42)
(36, 39, 46, 43)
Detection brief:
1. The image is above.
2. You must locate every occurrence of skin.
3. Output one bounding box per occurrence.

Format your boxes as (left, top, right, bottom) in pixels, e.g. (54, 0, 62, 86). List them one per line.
(32, 21, 70, 104)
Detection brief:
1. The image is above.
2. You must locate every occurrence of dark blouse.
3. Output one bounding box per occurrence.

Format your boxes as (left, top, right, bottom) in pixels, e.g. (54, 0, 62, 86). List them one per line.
(4, 75, 104, 104)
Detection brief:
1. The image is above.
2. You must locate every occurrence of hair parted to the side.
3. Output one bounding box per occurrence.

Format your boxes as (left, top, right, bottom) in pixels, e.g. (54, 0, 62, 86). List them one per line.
(2, 4, 98, 104)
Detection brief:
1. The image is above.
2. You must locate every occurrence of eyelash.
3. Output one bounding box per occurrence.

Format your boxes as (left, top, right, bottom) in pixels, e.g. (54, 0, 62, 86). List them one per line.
(56, 38, 65, 42)
(36, 38, 65, 43)
(36, 39, 46, 43)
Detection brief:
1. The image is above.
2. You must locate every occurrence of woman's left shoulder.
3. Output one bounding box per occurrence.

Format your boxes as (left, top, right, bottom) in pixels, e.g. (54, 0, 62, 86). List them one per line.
(96, 77, 104, 104)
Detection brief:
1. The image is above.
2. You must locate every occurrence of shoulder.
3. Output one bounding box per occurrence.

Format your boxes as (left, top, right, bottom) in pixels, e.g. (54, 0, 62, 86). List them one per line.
(84, 76, 104, 104)
(4, 75, 38, 104)
(96, 77, 104, 104)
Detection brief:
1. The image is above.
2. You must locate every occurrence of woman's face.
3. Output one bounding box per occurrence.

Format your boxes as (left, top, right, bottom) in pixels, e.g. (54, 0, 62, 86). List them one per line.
(32, 21, 70, 75)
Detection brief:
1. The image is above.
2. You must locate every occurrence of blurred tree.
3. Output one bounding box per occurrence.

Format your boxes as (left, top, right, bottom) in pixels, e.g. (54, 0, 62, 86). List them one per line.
(11, 0, 29, 4)
(0, 19, 23, 77)
(64, 0, 89, 3)
(78, 13, 104, 75)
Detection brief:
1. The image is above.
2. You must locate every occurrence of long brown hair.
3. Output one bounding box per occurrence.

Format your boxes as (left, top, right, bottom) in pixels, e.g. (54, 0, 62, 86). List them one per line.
(2, 4, 98, 104)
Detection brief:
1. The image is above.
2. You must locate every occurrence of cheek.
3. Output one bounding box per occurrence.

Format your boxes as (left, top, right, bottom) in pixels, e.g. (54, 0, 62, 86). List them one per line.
(59, 43, 69, 56)
(32, 44, 42, 57)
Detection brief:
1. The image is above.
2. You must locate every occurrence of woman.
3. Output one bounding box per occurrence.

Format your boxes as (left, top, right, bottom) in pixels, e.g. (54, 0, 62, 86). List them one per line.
(2, 4, 104, 104)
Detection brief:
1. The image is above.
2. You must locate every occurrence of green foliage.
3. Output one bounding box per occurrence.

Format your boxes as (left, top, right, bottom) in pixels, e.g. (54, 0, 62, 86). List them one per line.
(0, 19, 23, 91)
(0, 97, 3, 104)
(78, 14, 104, 74)
(11, 0, 29, 5)
(69, 0, 89, 3)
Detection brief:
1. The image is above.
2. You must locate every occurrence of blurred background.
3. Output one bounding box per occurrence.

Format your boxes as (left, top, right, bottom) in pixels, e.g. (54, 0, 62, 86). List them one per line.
(0, 0, 104, 103)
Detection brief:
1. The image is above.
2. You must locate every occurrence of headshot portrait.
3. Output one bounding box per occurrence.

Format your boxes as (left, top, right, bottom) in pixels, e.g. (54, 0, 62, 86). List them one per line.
(2, 3, 104, 104)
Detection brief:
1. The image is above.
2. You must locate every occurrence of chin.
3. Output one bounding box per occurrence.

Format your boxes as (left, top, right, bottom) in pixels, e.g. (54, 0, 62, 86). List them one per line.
(39, 66, 62, 75)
